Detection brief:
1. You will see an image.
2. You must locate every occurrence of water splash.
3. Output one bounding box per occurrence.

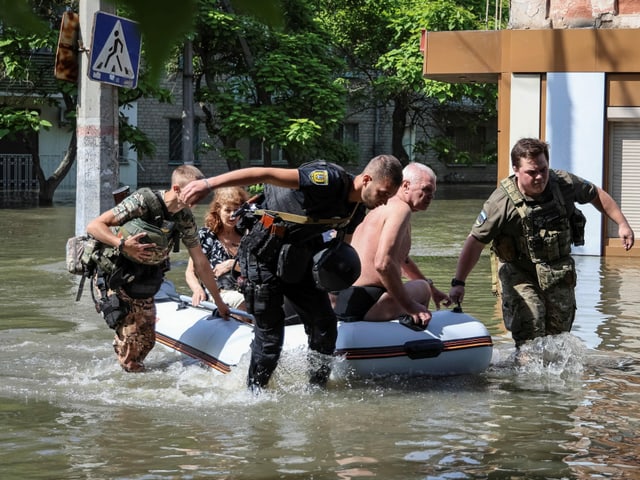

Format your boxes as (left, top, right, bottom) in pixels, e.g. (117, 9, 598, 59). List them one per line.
(487, 333, 588, 392)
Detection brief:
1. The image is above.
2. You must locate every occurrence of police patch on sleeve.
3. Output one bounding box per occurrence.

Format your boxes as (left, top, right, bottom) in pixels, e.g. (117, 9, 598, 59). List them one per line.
(308, 169, 329, 185)
(475, 210, 487, 227)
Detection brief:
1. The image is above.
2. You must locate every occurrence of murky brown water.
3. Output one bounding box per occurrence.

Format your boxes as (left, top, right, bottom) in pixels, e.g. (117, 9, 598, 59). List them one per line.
(1, 185, 640, 479)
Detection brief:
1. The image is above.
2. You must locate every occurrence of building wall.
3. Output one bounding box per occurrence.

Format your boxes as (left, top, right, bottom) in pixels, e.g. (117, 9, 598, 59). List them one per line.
(421, 1, 640, 256)
(136, 73, 228, 189)
(510, 0, 640, 29)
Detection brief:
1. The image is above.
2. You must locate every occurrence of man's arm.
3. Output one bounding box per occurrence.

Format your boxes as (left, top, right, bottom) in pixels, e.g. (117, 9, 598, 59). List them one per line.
(185, 257, 207, 306)
(373, 209, 423, 314)
(449, 235, 487, 305)
(86, 210, 153, 263)
(86, 210, 123, 248)
(590, 186, 635, 250)
(181, 167, 300, 206)
(188, 245, 231, 318)
(401, 257, 451, 309)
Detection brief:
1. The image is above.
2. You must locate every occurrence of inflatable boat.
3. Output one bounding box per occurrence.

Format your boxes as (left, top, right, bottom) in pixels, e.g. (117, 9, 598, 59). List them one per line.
(154, 282, 493, 378)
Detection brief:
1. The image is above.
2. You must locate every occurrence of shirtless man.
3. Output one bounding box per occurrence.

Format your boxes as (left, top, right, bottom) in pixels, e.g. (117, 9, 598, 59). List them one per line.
(333, 162, 451, 328)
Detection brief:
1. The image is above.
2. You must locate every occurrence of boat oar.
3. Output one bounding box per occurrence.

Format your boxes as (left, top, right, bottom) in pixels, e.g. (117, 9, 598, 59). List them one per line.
(165, 293, 256, 324)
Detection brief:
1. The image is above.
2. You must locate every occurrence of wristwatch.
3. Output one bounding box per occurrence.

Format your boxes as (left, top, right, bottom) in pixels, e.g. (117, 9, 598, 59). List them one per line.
(451, 278, 466, 287)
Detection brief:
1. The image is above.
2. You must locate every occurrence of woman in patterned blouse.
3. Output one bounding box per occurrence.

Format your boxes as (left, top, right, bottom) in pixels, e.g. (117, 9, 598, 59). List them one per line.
(185, 186, 249, 309)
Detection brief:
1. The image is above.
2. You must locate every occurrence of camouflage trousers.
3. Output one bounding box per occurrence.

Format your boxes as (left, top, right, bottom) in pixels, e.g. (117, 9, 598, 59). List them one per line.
(498, 260, 577, 347)
(112, 290, 157, 372)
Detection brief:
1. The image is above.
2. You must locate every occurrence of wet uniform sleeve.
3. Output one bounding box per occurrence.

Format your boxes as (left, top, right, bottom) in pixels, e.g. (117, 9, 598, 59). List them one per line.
(469, 187, 513, 245)
(111, 190, 147, 224)
(297, 162, 364, 235)
(562, 171, 598, 204)
(297, 163, 355, 219)
(173, 209, 200, 249)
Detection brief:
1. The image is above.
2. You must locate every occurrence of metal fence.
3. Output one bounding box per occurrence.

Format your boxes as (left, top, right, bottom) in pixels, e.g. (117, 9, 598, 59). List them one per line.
(0, 153, 76, 192)
(0, 154, 38, 191)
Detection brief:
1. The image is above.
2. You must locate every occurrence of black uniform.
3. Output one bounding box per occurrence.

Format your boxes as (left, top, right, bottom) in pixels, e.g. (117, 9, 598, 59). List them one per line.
(239, 161, 365, 389)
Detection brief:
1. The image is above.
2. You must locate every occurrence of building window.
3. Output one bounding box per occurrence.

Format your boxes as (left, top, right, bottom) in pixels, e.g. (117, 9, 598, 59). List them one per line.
(446, 125, 486, 162)
(335, 123, 359, 145)
(403, 126, 416, 161)
(248, 138, 287, 166)
(169, 118, 200, 164)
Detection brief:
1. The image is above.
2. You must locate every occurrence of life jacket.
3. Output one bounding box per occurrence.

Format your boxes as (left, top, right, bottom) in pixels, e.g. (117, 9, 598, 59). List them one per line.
(494, 172, 573, 264)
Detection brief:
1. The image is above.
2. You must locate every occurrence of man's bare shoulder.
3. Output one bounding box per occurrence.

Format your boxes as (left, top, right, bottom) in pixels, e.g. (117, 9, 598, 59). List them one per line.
(371, 197, 410, 218)
(381, 197, 412, 223)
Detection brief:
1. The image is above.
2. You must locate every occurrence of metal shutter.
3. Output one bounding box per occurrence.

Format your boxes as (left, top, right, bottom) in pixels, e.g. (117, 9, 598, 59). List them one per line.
(609, 122, 640, 237)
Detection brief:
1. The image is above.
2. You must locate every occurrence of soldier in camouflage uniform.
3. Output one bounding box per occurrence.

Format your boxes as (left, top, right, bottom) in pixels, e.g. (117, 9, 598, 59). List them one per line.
(86, 165, 230, 372)
(448, 138, 634, 347)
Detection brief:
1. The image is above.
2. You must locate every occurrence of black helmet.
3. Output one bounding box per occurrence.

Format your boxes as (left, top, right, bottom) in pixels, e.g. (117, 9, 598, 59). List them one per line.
(312, 241, 361, 291)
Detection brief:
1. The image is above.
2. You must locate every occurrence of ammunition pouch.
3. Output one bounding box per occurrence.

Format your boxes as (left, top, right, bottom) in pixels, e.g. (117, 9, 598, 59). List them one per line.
(526, 227, 572, 264)
(570, 208, 586, 246)
(83, 237, 121, 276)
(277, 243, 313, 283)
(243, 213, 286, 266)
(491, 235, 518, 262)
(242, 280, 276, 315)
(535, 256, 576, 291)
(99, 293, 130, 330)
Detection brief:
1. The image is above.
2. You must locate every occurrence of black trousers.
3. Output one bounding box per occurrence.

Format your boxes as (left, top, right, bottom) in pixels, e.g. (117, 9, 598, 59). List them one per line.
(241, 253, 337, 389)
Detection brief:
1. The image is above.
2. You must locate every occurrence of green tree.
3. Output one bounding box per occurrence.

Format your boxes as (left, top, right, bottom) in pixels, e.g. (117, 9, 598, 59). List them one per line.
(315, 0, 504, 164)
(191, 0, 349, 169)
(0, 0, 171, 205)
(0, 0, 283, 85)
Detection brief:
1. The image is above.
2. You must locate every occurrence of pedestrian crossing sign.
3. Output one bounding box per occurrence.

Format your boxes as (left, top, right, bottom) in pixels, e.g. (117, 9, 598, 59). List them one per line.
(89, 12, 142, 88)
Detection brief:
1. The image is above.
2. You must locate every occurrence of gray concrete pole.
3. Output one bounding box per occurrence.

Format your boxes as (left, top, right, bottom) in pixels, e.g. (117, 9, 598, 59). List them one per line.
(182, 40, 194, 165)
(75, 0, 119, 235)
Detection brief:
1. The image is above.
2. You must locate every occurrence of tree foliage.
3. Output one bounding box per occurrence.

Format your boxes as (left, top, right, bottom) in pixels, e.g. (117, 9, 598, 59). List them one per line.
(0, 0, 508, 204)
(0, 0, 172, 204)
(315, 0, 504, 164)
(0, 0, 283, 83)
(191, 0, 349, 168)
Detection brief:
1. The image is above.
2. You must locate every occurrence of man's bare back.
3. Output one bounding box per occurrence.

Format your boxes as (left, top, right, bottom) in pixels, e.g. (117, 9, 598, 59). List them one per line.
(351, 196, 412, 288)
(334, 162, 449, 326)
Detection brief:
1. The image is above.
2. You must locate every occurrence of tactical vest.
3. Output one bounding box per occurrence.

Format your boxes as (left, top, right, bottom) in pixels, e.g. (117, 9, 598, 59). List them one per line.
(84, 188, 175, 273)
(262, 161, 356, 229)
(118, 217, 174, 265)
(494, 172, 573, 264)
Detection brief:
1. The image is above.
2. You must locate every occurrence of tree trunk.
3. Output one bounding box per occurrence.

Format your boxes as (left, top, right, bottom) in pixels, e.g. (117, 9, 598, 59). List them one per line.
(31, 130, 78, 206)
(391, 97, 409, 166)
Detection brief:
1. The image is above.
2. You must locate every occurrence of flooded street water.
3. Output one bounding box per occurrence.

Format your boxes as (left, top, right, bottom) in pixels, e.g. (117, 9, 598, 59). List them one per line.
(1, 185, 640, 479)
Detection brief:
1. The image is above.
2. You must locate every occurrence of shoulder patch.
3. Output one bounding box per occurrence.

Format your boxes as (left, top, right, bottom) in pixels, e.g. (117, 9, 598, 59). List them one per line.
(475, 210, 487, 227)
(308, 169, 329, 185)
